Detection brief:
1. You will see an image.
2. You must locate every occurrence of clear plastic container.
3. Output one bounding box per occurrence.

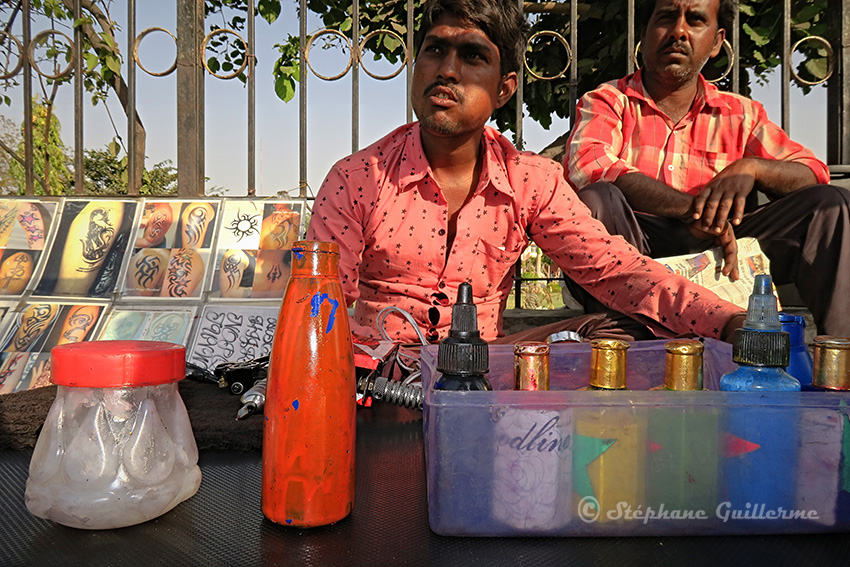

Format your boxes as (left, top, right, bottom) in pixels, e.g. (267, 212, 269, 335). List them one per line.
(25, 340, 202, 529)
(422, 339, 850, 536)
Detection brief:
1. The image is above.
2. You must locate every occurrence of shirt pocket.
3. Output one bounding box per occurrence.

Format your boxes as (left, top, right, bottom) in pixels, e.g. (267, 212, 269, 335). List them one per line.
(469, 236, 526, 296)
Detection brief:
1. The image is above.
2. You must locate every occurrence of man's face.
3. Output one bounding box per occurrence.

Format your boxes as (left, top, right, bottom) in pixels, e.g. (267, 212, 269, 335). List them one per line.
(412, 15, 517, 138)
(641, 0, 725, 87)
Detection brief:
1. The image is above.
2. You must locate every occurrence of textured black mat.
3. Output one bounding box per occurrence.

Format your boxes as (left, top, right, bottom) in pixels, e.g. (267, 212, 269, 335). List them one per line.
(0, 379, 262, 451)
(3, 404, 850, 567)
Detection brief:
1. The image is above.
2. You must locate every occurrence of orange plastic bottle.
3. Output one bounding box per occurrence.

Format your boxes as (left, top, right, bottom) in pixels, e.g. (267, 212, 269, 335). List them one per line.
(262, 240, 356, 527)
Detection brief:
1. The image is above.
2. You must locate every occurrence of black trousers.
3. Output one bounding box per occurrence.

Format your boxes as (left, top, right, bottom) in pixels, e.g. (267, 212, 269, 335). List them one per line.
(565, 182, 850, 337)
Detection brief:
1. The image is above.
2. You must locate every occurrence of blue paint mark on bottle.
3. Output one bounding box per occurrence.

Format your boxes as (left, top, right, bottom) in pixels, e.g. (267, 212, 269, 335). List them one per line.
(292, 247, 304, 260)
(309, 292, 339, 334)
(286, 519, 292, 524)
(292, 399, 299, 410)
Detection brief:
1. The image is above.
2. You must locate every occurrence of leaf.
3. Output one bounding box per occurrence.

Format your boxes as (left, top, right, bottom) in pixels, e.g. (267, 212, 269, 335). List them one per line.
(108, 139, 121, 157)
(258, 0, 282, 24)
(742, 23, 770, 47)
(207, 57, 220, 73)
(796, 4, 821, 23)
(804, 57, 828, 80)
(275, 76, 295, 102)
(84, 52, 99, 72)
(105, 55, 121, 74)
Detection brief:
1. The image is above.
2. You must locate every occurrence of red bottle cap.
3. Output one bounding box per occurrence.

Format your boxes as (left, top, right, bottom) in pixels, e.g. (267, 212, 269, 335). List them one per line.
(51, 340, 186, 388)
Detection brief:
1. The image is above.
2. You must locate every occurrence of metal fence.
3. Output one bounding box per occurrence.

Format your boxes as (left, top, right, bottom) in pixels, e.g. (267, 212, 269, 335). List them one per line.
(2, 0, 848, 304)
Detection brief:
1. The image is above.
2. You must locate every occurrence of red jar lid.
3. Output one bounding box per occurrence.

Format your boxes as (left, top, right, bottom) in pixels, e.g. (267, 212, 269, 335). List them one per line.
(51, 341, 186, 388)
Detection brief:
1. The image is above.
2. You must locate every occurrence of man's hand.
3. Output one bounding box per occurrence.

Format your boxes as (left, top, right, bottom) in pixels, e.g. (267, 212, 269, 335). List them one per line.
(687, 221, 740, 281)
(691, 159, 757, 234)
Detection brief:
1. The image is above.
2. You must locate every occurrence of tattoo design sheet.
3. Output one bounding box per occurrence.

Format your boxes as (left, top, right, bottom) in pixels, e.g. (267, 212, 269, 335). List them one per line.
(33, 199, 137, 299)
(95, 305, 198, 345)
(0, 301, 107, 394)
(0, 199, 57, 297)
(122, 199, 220, 299)
(186, 304, 279, 371)
(210, 199, 303, 300)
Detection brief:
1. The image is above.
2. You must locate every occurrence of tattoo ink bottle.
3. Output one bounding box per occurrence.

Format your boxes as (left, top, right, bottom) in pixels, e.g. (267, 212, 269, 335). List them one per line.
(574, 339, 646, 523)
(780, 312, 814, 389)
(262, 241, 356, 528)
(796, 336, 850, 525)
(720, 274, 800, 515)
(647, 340, 719, 515)
(493, 343, 572, 531)
(429, 282, 495, 534)
(434, 282, 491, 391)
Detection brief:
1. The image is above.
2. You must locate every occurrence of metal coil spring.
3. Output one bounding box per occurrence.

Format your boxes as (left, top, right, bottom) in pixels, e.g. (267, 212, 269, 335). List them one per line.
(372, 377, 424, 410)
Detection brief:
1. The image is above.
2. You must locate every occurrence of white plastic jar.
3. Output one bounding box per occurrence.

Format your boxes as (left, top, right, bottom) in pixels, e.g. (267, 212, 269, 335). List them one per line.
(25, 340, 202, 529)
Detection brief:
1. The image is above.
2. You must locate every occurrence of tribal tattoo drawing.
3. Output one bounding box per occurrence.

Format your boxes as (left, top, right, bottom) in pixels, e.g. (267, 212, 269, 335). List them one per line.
(134, 253, 164, 289)
(12, 304, 55, 352)
(78, 208, 115, 272)
(61, 306, 98, 343)
(183, 206, 209, 248)
(222, 252, 245, 292)
(165, 249, 196, 297)
(226, 210, 260, 241)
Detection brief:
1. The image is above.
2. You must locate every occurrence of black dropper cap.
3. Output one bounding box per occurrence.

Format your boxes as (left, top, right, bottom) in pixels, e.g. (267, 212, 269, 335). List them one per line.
(436, 282, 489, 376)
(732, 274, 790, 367)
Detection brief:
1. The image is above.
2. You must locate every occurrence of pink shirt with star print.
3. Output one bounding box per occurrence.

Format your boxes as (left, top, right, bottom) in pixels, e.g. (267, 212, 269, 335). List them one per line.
(306, 122, 742, 343)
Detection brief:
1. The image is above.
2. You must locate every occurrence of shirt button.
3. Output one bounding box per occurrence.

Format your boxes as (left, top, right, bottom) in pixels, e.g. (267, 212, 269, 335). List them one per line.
(667, 164, 674, 171)
(438, 229, 446, 236)
(439, 281, 446, 289)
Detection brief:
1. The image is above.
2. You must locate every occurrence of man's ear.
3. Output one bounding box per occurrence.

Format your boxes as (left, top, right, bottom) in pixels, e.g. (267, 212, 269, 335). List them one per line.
(495, 71, 518, 109)
(711, 27, 726, 58)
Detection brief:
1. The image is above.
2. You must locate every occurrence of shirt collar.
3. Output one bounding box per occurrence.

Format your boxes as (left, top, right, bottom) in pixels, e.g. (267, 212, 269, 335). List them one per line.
(396, 123, 515, 200)
(625, 70, 731, 115)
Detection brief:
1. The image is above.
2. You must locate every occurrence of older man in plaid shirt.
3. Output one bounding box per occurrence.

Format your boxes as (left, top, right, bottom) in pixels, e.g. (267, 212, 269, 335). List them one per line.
(563, 0, 850, 337)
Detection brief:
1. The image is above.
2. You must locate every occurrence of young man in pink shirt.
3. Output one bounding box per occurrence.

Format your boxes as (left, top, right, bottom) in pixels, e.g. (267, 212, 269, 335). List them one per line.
(564, 0, 850, 337)
(307, 0, 746, 344)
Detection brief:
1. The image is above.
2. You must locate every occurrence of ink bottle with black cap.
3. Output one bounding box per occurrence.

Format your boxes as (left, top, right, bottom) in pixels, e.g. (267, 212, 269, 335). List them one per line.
(434, 282, 491, 391)
(720, 274, 800, 392)
(720, 274, 799, 515)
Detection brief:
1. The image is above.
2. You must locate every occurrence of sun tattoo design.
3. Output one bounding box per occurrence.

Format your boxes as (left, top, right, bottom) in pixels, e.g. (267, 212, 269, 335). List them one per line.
(226, 210, 260, 242)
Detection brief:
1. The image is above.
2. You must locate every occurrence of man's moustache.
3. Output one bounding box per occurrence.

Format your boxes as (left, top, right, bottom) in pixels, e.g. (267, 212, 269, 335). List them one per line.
(661, 40, 691, 56)
(423, 81, 462, 102)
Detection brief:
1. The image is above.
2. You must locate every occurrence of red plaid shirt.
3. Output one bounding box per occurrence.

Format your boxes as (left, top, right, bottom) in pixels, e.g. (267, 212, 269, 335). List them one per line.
(307, 122, 741, 342)
(565, 71, 830, 195)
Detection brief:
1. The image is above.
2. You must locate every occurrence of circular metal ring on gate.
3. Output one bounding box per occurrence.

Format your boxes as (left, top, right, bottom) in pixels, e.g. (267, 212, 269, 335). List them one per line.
(789, 35, 834, 86)
(524, 30, 571, 81)
(306, 28, 354, 81)
(633, 39, 734, 83)
(134, 27, 178, 77)
(358, 29, 408, 80)
(29, 29, 74, 80)
(202, 28, 249, 80)
(0, 31, 24, 80)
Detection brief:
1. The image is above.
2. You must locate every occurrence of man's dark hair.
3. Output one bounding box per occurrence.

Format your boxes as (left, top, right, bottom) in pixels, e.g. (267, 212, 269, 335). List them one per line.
(415, 0, 530, 76)
(638, 0, 737, 37)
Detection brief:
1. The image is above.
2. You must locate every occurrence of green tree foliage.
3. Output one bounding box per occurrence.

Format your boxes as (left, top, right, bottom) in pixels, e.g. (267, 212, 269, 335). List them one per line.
(8, 99, 71, 195)
(82, 147, 178, 196)
(0, 116, 20, 193)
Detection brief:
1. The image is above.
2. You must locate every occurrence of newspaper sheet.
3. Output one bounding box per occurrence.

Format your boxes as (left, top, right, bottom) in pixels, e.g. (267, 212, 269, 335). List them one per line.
(656, 237, 774, 310)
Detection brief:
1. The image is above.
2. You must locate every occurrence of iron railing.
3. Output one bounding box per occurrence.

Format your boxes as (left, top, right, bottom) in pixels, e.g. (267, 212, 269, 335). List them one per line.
(1, 0, 846, 305)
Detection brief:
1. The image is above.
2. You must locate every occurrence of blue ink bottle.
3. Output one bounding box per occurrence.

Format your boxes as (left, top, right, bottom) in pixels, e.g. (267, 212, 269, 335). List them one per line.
(720, 274, 800, 516)
(779, 312, 814, 389)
